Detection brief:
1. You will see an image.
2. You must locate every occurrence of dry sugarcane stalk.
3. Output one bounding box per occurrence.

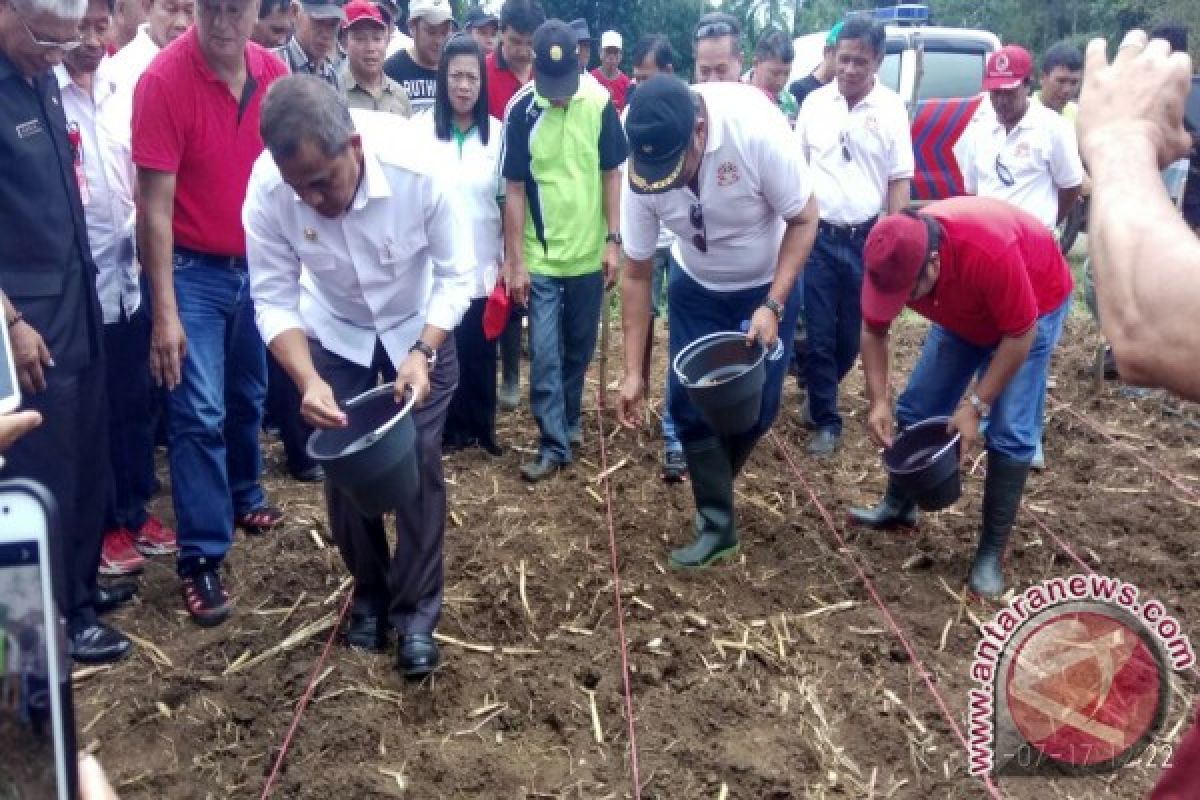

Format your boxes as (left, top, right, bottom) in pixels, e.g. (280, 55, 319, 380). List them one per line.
(582, 687, 603, 744)
(518, 559, 533, 620)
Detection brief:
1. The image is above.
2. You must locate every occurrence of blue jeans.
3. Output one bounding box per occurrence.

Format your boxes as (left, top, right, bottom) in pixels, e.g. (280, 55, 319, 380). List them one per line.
(650, 247, 681, 452)
(528, 270, 604, 463)
(167, 251, 268, 572)
(803, 228, 868, 435)
(895, 299, 1070, 463)
(104, 308, 156, 532)
(667, 264, 801, 445)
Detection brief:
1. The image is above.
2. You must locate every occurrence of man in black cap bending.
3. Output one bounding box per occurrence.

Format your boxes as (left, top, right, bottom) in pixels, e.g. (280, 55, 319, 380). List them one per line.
(617, 75, 819, 568)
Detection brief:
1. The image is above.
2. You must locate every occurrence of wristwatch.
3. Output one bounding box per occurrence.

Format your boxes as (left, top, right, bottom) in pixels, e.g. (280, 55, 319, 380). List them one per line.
(969, 392, 991, 419)
(605, 232, 622, 245)
(409, 340, 437, 367)
(761, 297, 784, 323)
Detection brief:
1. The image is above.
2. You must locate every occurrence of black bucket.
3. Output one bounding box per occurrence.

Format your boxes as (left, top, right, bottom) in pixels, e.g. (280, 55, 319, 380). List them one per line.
(673, 332, 766, 436)
(883, 416, 962, 511)
(306, 386, 419, 517)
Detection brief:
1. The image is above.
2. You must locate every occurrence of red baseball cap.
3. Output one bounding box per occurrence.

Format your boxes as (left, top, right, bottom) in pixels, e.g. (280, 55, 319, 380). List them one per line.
(983, 45, 1033, 91)
(862, 214, 932, 326)
(343, 0, 386, 29)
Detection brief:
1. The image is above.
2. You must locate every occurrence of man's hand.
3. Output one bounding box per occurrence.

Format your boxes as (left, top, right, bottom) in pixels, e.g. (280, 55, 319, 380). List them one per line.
(602, 242, 620, 290)
(149, 311, 187, 390)
(866, 401, 894, 449)
(1079, 30, 1193, 169)
(948, 404, 982, 464)
(745, 306, 779, 352)
(9, 320, 53, 394)
(618, 371, 644, 429)
(300, 377, 347, 429)
(503, 258, 531, 306)
(395, 351, 431, 406)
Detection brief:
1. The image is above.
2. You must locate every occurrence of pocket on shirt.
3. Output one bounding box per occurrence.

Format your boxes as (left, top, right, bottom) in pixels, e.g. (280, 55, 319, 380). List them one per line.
(376, 233, 427, 276)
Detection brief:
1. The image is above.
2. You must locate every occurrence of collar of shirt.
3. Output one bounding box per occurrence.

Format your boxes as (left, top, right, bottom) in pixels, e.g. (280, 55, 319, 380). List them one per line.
(54, 63, 118, 107)
(343, 70, 396, 95)
(831, 78, 889, 111)
(282, 36, 335, 78)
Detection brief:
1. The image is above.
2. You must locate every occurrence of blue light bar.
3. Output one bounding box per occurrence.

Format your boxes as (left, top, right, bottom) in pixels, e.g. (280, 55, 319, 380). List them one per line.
(847, 4, 930, 25)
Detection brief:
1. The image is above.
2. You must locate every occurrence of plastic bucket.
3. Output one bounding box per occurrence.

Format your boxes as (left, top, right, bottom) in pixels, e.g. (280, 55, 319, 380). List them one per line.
(306, 385, 419, 517)
(673, 332, 767, 436)
(883, 416, 962, 511)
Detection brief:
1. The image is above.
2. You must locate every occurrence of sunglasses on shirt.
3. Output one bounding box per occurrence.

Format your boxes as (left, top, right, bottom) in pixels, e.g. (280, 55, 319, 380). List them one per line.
(689, 202, 707, 253)
(994, 155, 1016, 188)
(839, 130, 852, 162)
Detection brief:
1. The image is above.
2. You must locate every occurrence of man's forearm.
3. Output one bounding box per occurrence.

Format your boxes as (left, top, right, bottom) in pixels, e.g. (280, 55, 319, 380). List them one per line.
(602, 169, 620, 233)
(860, 327, 891, 407)
(415, 324, 448, 351)
(503, 181, 526, 265)
(769, 205, 818, 304)
(620, 257, 653, 379)
(973, 329, 1035, 406)
(137, 211, 176, 319)
(885, 178, 911, 215)
(268, 328, 322, 394)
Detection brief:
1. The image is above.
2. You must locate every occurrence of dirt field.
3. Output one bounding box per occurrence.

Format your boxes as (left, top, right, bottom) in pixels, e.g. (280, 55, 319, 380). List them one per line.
(77, 314, 1200, 799)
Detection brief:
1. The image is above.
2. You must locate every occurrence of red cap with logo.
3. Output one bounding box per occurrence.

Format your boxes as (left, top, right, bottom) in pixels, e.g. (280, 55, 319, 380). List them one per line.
(983, 45, 1033, 91)
(343, 0, 386, 29)
(861, 213, 933, 326)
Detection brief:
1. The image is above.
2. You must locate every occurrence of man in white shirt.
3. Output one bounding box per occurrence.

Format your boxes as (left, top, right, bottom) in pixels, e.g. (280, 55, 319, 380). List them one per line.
(245, 76, 473, 677)
(962, 45, 1084, 232)
(618, 75, 818, 568)
(794, 17, 913, 457)
(960, 44, 1084, 469)
(59, 0, 178, 582)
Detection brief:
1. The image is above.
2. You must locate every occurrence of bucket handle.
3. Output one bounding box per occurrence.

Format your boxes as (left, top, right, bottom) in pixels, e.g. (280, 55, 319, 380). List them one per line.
(739, 319, 784, 361)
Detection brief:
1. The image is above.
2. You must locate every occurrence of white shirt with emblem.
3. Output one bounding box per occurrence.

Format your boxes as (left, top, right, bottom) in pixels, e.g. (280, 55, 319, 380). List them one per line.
(960, 99, 1084, 229)
(621, 82, 813, 292)
(795, 79, 914, 226)
(244, 110, 475, 369)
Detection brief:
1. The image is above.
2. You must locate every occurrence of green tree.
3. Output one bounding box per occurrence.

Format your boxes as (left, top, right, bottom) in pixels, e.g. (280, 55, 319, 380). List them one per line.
(540, 0, 708, 76)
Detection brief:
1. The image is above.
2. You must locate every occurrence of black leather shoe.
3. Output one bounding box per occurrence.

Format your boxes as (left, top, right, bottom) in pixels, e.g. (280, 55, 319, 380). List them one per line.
(291, 465, 325, 483)
(94, 582, 138, 615)
(520, 456, 565, 483)
(344, 599, 388, 652)
(396, 633, 440, 678)
(70, 622, 133, 665)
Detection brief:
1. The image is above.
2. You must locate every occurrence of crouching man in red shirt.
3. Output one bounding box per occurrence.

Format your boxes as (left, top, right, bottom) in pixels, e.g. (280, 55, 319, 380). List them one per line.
(849, 197, 1072, 599)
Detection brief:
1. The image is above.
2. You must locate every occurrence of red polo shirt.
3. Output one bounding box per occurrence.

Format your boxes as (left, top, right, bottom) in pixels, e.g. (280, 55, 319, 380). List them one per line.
(591, 68, 631, 112)
(132, 27, 287, 257)
(486, 47, 530, 121)
(866, 196, 1072, 347)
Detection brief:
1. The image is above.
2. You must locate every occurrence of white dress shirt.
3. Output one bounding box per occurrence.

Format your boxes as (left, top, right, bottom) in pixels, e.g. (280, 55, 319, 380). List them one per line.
(413, 112, 503, 299)
(796, 79, 914, 226)
(622, 82, 813, 292)
(245, 110, 475, 369)
(56, 65, 140, 324)
(961, 99, 1084, 229)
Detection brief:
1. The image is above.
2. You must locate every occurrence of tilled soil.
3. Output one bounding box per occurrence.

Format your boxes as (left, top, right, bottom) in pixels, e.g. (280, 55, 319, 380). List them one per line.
(79, 316, 1200, 799)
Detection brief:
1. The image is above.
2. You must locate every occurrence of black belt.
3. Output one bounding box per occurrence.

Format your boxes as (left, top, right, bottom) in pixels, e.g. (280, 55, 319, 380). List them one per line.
(175, 245, 248, 270)
(818, 217, 878, 240)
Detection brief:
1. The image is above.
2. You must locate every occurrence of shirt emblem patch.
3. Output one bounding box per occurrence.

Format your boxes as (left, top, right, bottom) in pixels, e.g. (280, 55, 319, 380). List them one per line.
(1013, 141, 1030, 159)
(304, 227, 318, 242)
(716, 161, 739, 187)
(15, 119, 44, 139)
(864, 114, 879, 133)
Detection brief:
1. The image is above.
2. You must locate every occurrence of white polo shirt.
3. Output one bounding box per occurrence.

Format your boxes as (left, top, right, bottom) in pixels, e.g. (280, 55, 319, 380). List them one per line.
(244, 110, 475, 369)
(961, 99, 1084, 229)
(621, 81, 813, 292)
(413, 112, 504, 299)
(796, 79, 913, 226)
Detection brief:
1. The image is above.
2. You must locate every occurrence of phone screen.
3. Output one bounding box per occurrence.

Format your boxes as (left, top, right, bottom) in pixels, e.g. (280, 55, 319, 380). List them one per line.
(0, 322, 16, 411)
(0, 540, 63, 799)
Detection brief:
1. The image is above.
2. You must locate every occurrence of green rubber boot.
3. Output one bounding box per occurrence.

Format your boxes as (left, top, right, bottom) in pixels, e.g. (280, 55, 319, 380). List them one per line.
(847, 479, 918, 530)
(670, 438, 738, 568)
(967, 451, 1032, 599)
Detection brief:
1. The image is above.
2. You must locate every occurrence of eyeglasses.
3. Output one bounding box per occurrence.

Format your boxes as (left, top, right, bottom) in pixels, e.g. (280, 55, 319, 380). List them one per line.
(694, 21, 736, 40)
(839, 130, 852, 162)
(689, 202, 707, 253)
(994, 155, 1015, 188)
(14, 10, 81, 52)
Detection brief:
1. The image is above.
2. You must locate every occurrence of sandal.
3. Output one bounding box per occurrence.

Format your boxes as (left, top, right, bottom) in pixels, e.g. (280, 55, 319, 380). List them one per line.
(236, 505, 285, 535)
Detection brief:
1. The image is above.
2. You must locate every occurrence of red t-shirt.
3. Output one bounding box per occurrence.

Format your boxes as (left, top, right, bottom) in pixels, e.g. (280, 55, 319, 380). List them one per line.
(591, 68, 632, 112)
(1150, 703, 1200, 798)
(132, 28, 287, 257)
(486, 48, 530, 121)
(866, 196, 1073, 346)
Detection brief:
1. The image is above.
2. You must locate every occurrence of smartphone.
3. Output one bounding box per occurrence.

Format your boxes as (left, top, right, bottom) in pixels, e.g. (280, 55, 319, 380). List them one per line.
(1186, 76, 1200, 135)
(0, 481, 78, 800)
(0, 316, 20, 415)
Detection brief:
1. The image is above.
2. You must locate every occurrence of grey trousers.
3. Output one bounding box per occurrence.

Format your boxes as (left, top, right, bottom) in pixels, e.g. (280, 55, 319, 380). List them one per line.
(311, 337, 458, 635)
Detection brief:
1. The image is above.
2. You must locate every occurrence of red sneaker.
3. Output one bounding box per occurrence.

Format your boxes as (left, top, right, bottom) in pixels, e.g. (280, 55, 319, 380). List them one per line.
(99, 529, 146, 576)
(133, 516, 178, 556)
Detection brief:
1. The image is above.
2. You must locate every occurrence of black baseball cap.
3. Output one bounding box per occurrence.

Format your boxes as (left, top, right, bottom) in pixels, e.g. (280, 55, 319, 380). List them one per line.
(300, 0, 346, 21)
(625, 74, 696, 194)
(569, 18, 591, 42)
(532, 20, 579, 100)
(465, 5, 498, 29)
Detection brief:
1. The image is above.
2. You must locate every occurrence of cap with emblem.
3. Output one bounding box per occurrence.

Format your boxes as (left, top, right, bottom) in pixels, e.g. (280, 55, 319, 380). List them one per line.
(342, 0, 385, 29)
(532, 19, 580, 100)
(300, 0, 346, 21)
(465, 5, 498, 29)
(600, 30, 622, 50)
(624, 74, 696, 195)
(408, 0, 453, 25)
(861, 213, 935, 325)
(982, 44, 1033, 91)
